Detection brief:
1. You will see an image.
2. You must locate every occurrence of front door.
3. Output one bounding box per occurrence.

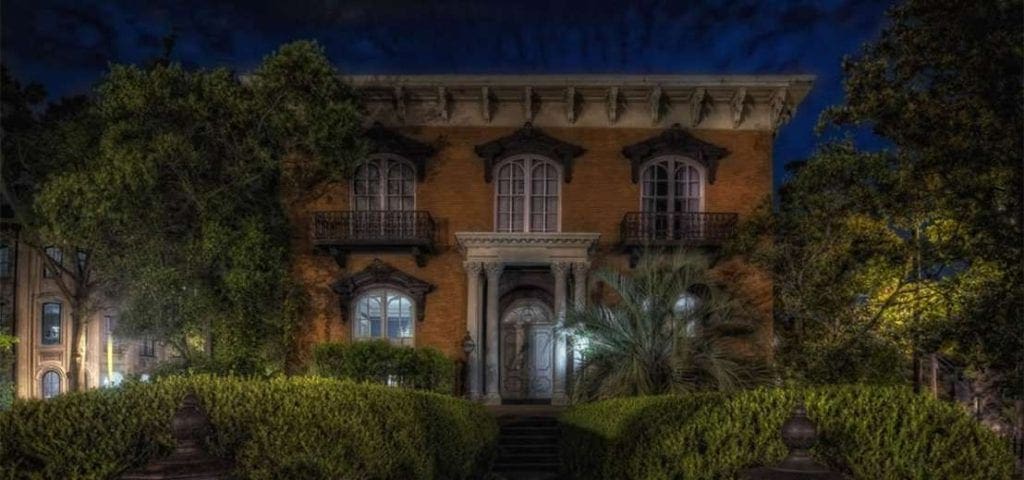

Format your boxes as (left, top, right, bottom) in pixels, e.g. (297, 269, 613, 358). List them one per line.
(500, 301, 555, 401)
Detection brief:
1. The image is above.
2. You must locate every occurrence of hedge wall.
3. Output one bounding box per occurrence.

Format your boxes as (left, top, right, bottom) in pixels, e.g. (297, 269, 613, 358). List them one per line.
(312, 340, 457, 394)
(560, 385, 1016, 480)
(0, 376, 497, 480)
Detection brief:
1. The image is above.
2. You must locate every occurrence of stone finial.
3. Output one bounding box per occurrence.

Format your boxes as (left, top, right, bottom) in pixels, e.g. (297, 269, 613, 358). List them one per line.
(121, 393, 232, 479)
(740, 401, 845, 479)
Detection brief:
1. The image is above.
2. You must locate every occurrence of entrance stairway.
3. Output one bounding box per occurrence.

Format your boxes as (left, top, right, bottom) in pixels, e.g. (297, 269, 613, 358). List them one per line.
(491, 415, 562, 479)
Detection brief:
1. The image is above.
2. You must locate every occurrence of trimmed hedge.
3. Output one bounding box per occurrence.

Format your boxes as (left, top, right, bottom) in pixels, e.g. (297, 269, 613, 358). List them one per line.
(560, 385, 1017, 480)
(0, 375, 497, 480)
(312, 340, 457, 394)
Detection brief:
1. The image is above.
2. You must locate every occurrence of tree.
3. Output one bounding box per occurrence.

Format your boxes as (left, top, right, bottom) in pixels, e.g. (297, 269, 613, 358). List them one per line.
(823, 0, 1023, 398)
(34, 40, 366, 377)
(566, 253, 765, 402)
(1, 66, 103, 392)
(742, 0, 1023, 400)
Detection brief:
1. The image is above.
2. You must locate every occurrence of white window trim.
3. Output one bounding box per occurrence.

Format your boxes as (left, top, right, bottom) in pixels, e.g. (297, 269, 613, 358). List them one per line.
(351, 287, 416, 346)
(637, 155, 707, 213)
(492, 154, 563, 233)
(349, 154, 418, 211)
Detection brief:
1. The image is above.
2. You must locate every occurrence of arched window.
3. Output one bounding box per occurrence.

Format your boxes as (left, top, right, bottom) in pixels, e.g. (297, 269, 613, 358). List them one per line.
(353, 289, 414, 346)
(496, 156, 560, 232)
(41, 302, 61, 345)
(353, 156, 415, 211)
(41, 370, 61, 399)
(641, 157, 704, 214)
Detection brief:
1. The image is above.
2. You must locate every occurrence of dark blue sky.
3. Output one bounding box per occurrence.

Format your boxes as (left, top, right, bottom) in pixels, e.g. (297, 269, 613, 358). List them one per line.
(1, 0, 893, 185)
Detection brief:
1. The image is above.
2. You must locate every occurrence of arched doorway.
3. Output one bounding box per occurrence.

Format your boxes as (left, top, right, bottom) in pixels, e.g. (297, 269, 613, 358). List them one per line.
(500, 300, 555, 401)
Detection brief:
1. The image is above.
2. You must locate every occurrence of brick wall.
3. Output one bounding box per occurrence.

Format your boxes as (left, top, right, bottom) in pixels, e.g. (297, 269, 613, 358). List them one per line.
(290, 126, 774, 362)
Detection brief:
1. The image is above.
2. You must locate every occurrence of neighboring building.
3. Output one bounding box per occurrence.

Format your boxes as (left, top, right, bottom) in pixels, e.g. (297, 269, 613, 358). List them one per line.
(294, 75, 814, 404)
(0, 216, 168, 399)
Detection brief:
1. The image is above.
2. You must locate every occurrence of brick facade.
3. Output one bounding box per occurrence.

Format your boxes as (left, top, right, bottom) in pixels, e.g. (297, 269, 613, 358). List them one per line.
(292, 126, 775, 361)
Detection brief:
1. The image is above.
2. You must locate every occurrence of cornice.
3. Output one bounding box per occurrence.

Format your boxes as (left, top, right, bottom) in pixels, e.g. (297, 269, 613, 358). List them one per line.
(344, 74, 814, 131)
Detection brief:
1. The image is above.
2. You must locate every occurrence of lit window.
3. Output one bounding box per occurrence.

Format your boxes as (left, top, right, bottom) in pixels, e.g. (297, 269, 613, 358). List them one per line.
(41, 302, 61, 345)
(0, 244, 10, 278)
(353, 289, 414, 346)
(43, 246, 62, 278)
(41, 370, 61, 399)
(495, 156, 560, 232)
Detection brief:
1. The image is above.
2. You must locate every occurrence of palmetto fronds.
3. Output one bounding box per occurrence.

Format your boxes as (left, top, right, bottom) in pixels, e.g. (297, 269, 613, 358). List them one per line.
(565, 252, 765, 402)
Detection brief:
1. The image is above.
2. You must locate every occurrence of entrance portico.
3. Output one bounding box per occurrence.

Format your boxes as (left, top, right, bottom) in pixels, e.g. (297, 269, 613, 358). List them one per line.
(458, 232, 598, 405)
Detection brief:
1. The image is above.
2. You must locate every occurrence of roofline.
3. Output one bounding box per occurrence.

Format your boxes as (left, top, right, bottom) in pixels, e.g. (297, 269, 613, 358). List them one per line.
(342, 74, 815, 88)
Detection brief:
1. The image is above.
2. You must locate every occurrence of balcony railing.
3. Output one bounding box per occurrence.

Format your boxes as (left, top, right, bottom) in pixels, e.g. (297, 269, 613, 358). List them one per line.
(312, 210, 435, 248)
(620, 211, 738, 247)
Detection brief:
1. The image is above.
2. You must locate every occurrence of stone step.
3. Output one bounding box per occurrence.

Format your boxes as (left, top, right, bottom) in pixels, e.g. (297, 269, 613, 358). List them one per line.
(500, 425, 559, 435)
(499, 435, 559, 445)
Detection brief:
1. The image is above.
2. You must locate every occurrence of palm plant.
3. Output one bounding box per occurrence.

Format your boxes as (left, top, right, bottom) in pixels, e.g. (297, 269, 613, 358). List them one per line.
(565, 252, 766, 402)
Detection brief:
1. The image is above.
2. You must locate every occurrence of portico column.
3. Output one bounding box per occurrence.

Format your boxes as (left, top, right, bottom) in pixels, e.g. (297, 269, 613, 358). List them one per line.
(572, 262, 589, 308)
(483, 262, 504, 405)
(571, 262, 590, 377)
(551, 261, 570, 405)
(463, 261, 483, 400)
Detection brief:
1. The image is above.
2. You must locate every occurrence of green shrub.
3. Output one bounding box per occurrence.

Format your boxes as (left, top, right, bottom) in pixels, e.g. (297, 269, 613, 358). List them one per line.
(312, 340, 456, 394)
(560, 385, 1016, 480)
(0, 375, 497, 480)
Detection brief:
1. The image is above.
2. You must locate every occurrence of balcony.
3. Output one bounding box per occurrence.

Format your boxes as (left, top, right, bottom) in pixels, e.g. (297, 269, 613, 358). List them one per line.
(312, 210, 436, 267)
(620, 211, 738, 265)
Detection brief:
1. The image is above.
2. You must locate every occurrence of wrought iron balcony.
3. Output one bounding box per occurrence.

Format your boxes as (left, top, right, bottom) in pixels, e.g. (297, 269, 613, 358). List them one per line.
(312, 210, 436, 267)
(620, 211, 738, 248)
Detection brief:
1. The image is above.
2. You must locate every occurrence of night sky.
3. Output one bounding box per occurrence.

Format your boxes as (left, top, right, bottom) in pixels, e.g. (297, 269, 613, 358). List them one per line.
(1, 0, 894, 186)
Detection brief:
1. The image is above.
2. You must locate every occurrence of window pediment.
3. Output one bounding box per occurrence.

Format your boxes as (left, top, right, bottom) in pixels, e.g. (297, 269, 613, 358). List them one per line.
(364, 123, 436, 182)
(474, 123, 585, 183)
(331, 259, 434, 322)
(621, 124, 729, 184)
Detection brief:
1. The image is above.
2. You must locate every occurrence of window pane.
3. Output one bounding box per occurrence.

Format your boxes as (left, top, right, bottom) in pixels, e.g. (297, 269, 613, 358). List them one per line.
(355, 295, 382, 338)
(41, 303, 60, 345)
(43, 246, 61, 278)
(386, 294, 413, 339)
(42, 371, 60, 399)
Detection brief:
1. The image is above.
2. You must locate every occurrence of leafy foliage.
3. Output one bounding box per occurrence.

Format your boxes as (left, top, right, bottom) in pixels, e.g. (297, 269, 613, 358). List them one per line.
(735, 0, 1023, 398)
(560, 386, 1017, 480)
(566, 252, 766, 402)
(0, 375, 496, 480)
(31, 40, 367, 374)
(312, 341, 457, 394)
(818, 0, 1024, 395)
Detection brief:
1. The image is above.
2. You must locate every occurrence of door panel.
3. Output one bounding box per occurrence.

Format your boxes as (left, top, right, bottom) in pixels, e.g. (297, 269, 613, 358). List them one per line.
(500, 302, 554, 401)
